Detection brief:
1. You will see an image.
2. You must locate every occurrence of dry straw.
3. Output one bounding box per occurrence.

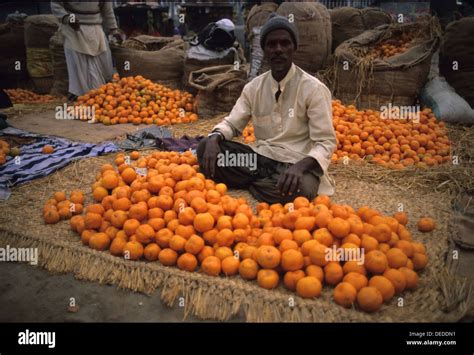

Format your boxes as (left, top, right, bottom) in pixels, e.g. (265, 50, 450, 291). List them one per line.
(0, 140, 472, 321)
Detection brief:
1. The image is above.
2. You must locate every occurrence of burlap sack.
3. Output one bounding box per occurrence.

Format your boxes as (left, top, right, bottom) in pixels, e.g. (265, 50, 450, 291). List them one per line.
(26, 48, 53, 78)
(245, 2, 279, 41)
(121, 35, 177, 51)
(24, 15, 58, 93)
(49, 31, 68, 96)
(0, 22, 28, 89)
(277, 2, 331, 74)
(112, 36, 185, 90)
(361, 8, 393, 30)
(332, 19, 440, 110)
(331, 7, 392, 52)
(189, 64, 248, 118)
(440, 17, 474, 108)
(245, 3, 278, 80)
(183, 44, 246, 92)
(24, 15, 58, 48)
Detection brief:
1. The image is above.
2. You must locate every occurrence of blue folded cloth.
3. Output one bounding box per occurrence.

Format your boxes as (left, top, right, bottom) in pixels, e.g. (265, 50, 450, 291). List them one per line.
(0, 127, 118, 200)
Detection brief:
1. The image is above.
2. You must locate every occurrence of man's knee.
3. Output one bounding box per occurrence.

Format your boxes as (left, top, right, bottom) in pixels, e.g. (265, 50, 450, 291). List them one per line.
(298, 174, 320, 201)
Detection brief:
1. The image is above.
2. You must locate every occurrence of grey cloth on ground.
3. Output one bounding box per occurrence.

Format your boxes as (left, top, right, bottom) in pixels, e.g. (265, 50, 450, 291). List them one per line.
(115, 126, 172, 150)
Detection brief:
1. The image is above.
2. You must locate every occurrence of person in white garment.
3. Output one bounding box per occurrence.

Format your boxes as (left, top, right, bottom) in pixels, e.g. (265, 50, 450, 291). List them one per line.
(51, 1, 122, 100)
(198, 14, 337, 204)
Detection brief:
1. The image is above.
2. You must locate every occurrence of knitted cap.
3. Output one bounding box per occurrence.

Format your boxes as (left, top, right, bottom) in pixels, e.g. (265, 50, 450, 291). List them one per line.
(260, 13, 298, 50)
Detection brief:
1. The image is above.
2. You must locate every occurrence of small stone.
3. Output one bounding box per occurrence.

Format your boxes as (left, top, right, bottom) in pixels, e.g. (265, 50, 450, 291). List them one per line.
(67, 305, 80, 313)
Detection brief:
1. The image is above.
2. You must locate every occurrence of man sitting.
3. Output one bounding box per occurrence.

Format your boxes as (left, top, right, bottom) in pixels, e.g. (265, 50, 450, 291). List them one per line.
(197, 14, 336, 204)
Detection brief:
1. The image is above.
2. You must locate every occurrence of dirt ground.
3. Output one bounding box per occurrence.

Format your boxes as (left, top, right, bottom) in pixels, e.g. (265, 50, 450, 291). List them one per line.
(6, 107, 140, 143)
(0, 259, 471, 322)
(0, 262, 244, 322)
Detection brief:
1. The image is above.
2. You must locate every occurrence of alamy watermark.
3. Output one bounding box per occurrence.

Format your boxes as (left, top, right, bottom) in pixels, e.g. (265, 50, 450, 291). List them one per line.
(55, 104, 95, 122)
(0, 245, 38, 265)
(18, 329, 55, 349)
(325, 245, 365, 265)
(216, 151, 257, 171)
(380, 103, 420, 123)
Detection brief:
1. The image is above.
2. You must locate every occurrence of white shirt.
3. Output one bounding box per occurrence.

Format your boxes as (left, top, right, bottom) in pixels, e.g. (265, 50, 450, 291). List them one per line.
(213, 63, 337, 195)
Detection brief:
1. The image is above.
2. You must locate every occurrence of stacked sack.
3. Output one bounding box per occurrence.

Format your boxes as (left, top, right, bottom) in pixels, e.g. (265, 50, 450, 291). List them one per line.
(112, 35, 185, 90)
(24, 15, 59, 94)
(330, 7, 393, 52)
(440, 17, 474, 109)
(0, 14, 28, 90)
(49, 31, 68, 96)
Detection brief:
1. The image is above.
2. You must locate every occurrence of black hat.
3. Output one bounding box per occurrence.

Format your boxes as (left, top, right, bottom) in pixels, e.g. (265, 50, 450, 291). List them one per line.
(260, 13, 299, 50)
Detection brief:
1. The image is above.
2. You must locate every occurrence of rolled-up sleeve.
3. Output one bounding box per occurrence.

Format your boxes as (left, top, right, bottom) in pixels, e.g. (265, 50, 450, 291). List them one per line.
(306, 84, 336, 173)
(101, 1, 118, 31)
(51, 1, 69, 23)
(212, 83, 252, 140)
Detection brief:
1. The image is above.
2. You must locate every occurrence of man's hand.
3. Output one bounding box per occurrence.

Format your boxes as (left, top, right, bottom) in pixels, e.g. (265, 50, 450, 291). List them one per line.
(111, 29, 123, 44)
(276, 157, 321, 196)
(202, 135, 222, 179)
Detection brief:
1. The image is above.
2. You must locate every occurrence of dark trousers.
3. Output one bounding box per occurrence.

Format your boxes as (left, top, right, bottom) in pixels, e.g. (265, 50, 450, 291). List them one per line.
(197, 138, 320, 204)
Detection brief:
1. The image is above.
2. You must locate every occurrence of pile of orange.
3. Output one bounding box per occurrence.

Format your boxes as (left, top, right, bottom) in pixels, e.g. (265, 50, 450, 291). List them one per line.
(332, 100, 451, 169)
(43, 190, 84, 224)
(242, 100, 451, 169)
(368, 32, 416, 59)
(5, 89, 56, 104)
(74, 75, 198, 126)
(42, 149, 432, 313)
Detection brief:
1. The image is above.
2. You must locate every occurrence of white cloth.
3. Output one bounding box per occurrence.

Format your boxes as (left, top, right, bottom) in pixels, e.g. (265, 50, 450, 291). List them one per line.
(64, 44, 113, 96)
(186, 44, 233, 61)
(216, 18, 235, 32)
(213, 64, 337, 196)
(51, 1, 118, 56)
(60, 23, 108, 56)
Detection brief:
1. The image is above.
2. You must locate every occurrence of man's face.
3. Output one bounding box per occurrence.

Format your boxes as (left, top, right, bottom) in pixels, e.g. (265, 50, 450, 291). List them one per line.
(263, 29, 295, 74)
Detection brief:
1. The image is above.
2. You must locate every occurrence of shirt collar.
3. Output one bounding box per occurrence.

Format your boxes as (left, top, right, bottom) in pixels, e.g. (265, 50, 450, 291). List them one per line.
(270, 63, 296, 93)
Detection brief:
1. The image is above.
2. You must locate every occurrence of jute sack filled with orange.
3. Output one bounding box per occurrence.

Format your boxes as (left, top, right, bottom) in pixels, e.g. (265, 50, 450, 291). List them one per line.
(331, 18, 440, 110)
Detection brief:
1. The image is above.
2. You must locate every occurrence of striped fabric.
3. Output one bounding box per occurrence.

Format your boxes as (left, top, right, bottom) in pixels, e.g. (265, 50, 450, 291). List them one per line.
(0, 127, 118, 200)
